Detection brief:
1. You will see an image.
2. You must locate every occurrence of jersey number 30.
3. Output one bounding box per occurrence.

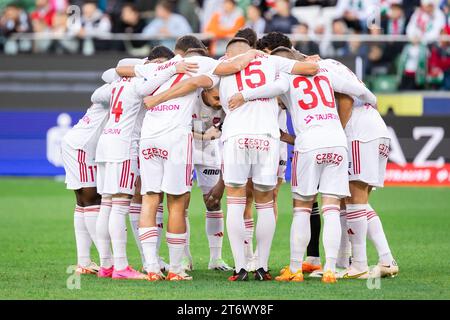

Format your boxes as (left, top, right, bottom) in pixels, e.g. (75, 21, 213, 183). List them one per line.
(293, 75, 335, 110)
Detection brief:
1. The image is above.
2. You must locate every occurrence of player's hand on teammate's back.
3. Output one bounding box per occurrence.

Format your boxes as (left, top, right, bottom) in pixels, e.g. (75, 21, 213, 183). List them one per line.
(144, 94, 162, 109)
(203, 126, 221, 141)
(175, 61, 199, 76)
(228, 93, 245, 111)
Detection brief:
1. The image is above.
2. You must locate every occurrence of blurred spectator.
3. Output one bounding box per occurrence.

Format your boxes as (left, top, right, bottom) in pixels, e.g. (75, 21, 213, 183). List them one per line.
(327, 18, 350, 57)
(265, 0, 299, 34)
(397, 32, 429, 90)
(0, 2, 32, 54)
(406, 0, 446, 44)
(201, 0, 223, 32)
(205, 0, 245, 38)
(177, 0, 201, 33)
(205, 0, 245, 55)
(334, 0, 377, 32)
(366, 24, 390, 74)
(428, 25, 450, 89)
(382, 2, 406, 35)
(295, 0, 337, 6)
(31, 0, 55, 32)
(245, 4, 266, 35)
(441, 0, 450, 26)
(293, 22, 320, 54)
(41, 11, 78, 53)
(143, 0, 192, 38)
(113, 2, 147, 51)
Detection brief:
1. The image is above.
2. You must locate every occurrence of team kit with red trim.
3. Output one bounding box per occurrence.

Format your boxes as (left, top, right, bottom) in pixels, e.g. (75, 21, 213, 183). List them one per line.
(61, 33, 398, 283)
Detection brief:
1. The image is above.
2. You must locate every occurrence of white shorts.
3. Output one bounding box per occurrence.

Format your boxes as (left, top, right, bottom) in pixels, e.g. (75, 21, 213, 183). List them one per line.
(278, 141, 288, 181)
(97, 159, 139, 196)
(222, 134, 279, 187)
(348, 138, 390, 188)
(195, 164, 221, 194)
(61, 141, 97, 190)
(291, 146, 350, 198)
(140, 130, 193, 195)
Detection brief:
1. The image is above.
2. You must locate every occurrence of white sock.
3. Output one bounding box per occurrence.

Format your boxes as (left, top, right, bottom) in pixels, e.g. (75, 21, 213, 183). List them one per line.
(226, 197, 247, 272)
(109, 198, 130, 271)
(74, 205, 92, 267)
(83, 205, 100, 250)
(96, 199, 113, 268)
(346, 204, 368, 271)
(129, 203, 145, 266)
(322, 205, 342, 273)
(167, 232, 187, 274)
(337, 209, 351, 268)
(156, 203, 164, 257)
(244, 218, 254, 261)
(290, 207, 311, 273)
(139, 227, 159, 273)
(206, 210, 224, 261)
(255, 201, 276, 271)
(367, 204, 394, 265)
(184, 209, 192, 259)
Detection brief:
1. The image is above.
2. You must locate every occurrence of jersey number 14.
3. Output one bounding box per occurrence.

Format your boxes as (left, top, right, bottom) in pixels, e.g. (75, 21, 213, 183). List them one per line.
(110, 86, 124, 123)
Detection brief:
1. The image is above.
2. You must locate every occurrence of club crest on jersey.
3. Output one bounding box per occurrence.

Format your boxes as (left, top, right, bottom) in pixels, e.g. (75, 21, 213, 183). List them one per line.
(141, 147, 168, 160)
(212, 117, 221, 125)
(237, 138, 270, 151)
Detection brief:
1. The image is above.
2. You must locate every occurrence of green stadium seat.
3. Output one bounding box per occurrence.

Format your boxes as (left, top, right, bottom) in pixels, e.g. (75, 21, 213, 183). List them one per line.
(371, 75, 398, 93)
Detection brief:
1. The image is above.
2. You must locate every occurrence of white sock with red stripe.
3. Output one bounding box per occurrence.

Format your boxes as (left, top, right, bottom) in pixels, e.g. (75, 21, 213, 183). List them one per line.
(206, 210, 224, 261)
(322, 205, 341, 272)
(167, 232, 187, 274)
(184, 209, 192, 260)
(337, 209, 351, 268)
(367, 204, 394, 265)
(96, 199, 113, 268)
(346, 204, 368, 271)
(74, 205, 92, 267)
(109, 198, 131, 271)
(139, 227, 159, 273)
(290, 207, 311, 273)
(244, 218, 254, 262)
(226, 196, 247, 272)
(156, 204, 164, 257)
(255, 201, 276, 271)
(129, 203, 145, 266)
(83, 205, 100, 249)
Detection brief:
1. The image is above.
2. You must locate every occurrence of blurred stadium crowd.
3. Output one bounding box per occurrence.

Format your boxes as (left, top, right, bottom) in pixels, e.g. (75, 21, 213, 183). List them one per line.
(1, 0, 450, 90)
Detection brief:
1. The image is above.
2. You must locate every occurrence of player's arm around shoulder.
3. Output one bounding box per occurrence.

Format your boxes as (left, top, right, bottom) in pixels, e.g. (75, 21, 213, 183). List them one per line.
(213, 49, 261, 76)
(91, 83, 112, 106)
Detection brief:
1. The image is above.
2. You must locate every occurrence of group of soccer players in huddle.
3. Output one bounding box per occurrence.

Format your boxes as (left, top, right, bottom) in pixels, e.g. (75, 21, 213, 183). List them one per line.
(62, 28, 399, 283)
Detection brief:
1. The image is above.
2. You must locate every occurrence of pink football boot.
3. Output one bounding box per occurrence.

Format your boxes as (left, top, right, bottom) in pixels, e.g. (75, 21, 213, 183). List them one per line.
(97, 266, 114, 278)
(112, 266, 146, 280)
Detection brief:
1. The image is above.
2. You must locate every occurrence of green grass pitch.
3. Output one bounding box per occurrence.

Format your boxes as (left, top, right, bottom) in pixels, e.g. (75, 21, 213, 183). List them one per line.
(0, 178, 449, 300)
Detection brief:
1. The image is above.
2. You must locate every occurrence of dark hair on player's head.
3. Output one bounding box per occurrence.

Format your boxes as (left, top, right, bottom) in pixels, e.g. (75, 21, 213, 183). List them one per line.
(147, 46, 175, 61)
(122, 2, 139, 12)
(234, 28, 258, 48)
(184, 47, 209, 57)
(271, 46, 296, 59)
(258, 32, 293, 52)
(175, 35, 206, 53)
(83, 0, 98, 6)
(226, 37, 251, 50)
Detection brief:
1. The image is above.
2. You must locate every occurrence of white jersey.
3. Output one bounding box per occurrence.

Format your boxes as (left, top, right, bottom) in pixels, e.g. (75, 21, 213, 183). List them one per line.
(278, 68, 347, 152)
(220, 54, 296, 141)
(278, 106, 288, 158)
(140, 55, 220, 140)
(63, 84, 111, 154)
(96, 61, 178, 162)
(321, 59, 389, 142)
(192, 96, 225, 166)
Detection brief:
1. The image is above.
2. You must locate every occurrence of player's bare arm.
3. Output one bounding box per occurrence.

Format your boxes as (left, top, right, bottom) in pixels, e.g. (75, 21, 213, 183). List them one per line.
(213, 49, 261, 76)
(335, 92, 354, 129)
(291, 61, 319, 76)
(280, 129, 295, 146)
(144, 75, 213, 108)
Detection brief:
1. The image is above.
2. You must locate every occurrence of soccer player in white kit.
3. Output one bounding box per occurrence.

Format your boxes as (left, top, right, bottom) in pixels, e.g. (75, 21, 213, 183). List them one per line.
(61, 78, 113, 275)
(314, 58, 398, 278)
(94, 56, 193, 280)
(136, 36, 260, 281)
(219, 38, 319, 281)
(189, 86, 232, 271)
(230, 47, 351, 283)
